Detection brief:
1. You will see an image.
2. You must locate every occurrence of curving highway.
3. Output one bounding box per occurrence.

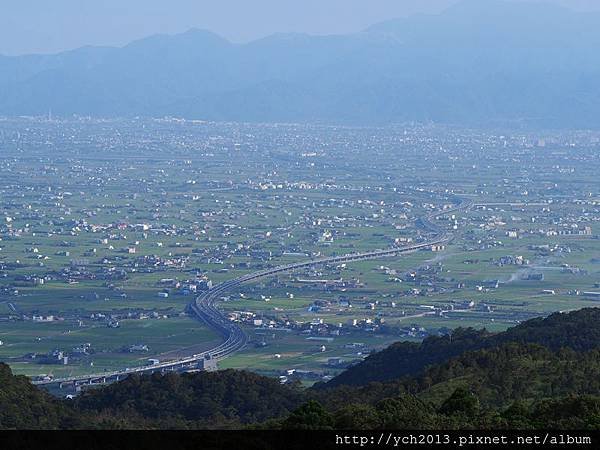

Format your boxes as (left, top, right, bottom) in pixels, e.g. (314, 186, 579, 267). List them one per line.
(32, 199, 468, 387)
(189, 198, 468, 360)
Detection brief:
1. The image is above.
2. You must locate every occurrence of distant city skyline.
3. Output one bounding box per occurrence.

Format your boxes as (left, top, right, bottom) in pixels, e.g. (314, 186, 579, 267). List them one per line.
(1, 0, 599, 56)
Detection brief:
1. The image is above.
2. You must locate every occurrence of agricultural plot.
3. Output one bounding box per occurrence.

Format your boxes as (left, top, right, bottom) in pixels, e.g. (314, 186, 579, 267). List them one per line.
(1, 118, 599, 381)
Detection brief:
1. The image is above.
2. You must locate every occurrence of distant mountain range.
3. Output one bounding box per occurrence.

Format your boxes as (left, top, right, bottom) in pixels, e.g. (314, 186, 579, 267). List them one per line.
(1, 0, 600, 128)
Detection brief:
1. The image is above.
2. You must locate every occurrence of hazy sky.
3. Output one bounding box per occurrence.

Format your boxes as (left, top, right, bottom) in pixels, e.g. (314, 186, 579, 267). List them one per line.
(2, 0, 599, 56)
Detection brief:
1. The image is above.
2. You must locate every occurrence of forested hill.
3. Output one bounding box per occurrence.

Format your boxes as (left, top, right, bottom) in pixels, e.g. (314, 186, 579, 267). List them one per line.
(322, 308, 600, 388)
(0, 363, 76, 429)
(294, 343, 600, 430)
(0, 365, 303, 430)
(74, 369, 304, 428)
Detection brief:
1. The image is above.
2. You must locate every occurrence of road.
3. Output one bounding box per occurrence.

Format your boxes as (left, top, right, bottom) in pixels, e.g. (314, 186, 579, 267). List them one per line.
(32, 199, 468, 387)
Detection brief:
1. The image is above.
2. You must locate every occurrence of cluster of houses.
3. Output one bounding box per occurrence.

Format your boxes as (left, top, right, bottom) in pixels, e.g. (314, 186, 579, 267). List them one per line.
(21, 349, 70, 365)
(156, 276, 213, 297)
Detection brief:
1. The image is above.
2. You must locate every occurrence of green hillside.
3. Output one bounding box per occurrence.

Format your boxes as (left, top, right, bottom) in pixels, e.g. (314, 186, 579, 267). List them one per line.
(323, 308, 600, 388)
